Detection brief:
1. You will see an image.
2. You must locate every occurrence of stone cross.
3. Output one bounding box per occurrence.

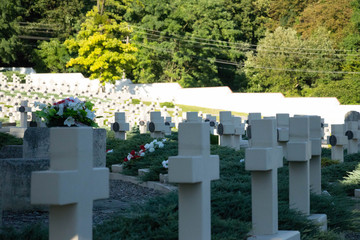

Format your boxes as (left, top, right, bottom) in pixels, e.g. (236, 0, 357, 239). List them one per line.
(138, 113, 148, 134)
(276, 113, 290, 158)
(168, 116, 219, 240)
(164, 116, 175, 136)
(184, 112, 202, 123)
(287, 116, 327, 231)
(232, 116, 244, 150)
(218, 111, 235, 148)
(328, 124, 347, 162)
(287, 116, 311, 215)
(111, 112, 130, 140)
(204, 114, 217, 135)
(345, 120, 359, 154)
(0, 106, 2, 128)
(149, 111, 165, 138)
(17, 100, 31, 128)
(246, 112, 262, 147)
(309, 115, 322, 195)
(245, 119, 300, 240)
(31, 127, 109, 240)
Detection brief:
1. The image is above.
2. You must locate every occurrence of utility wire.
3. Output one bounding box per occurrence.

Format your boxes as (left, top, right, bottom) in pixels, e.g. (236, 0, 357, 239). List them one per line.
(135, 41, 360, 75)
(131, 25, 360, 56)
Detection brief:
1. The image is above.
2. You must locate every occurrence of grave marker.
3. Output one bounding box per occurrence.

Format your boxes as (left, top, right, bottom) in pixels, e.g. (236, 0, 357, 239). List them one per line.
(111, 112, 130, 140)
(17, 100, 31, 128)
(328, 124, 347, 162)
(149, 111, 165, 138)
(309, 115, 322, 195)
(168, 116, 219, 240)
(31, 127, 109, 240)
(218, 111, 234, 148)
(245, 119, 300, 240)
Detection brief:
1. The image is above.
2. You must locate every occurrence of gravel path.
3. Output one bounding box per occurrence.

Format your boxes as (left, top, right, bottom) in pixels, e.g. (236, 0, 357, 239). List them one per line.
(1, 179, 163, 230)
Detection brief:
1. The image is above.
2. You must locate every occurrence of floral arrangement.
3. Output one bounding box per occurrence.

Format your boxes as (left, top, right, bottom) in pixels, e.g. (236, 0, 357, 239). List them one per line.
(34, 97, 98, 127)
(124, 139, 166, 163)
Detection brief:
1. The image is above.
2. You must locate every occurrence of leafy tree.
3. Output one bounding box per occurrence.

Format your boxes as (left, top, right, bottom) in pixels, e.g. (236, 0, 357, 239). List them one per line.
(65, 5, 137, 84)
(244, 27, 340, 96)
(295, 0, 353, 46)
(266, 0, 317, 30)
(0, 0, 22, 65)
(127, 0, 269, 89)
(33, 39, 73, 73)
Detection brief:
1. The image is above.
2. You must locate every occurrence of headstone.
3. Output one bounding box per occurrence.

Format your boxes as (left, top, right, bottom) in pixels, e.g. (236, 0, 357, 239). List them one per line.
(168, 116, 219, 240)
(309, 115, 322, 195)
(31, 127, 109, 240)
(245, 119, 300, 240)
(232, 116, 244, 150)
(345, 112, 360, 154)
(164, 116, 175, 136)
(287, 116, 327, 231)
(218, 111, 234, 148)
(111, 112, 130, 140)
(0, 106, 2, 128)
(247, 112, 262, 147)
(328, 124, 347, 162)
(287, 116, 311, 215)
(276, 113, 290, 158)
(149, 111, 165, 138)
(17, 100, 31, 128)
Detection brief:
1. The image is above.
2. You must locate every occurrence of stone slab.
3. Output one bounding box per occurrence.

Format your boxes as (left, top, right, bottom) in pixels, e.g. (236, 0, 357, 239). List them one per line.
(110, 173, 177, 193)
(9, 127, 26, 138)
(0, 158, 49, 211)
(248, 230, 300, 240)
(355, 189, 360, 198)
(307, 214, 327, 232)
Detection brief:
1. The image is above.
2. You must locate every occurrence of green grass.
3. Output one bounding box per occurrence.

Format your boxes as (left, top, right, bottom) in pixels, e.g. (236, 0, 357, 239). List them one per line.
(0, 132, 23, 148)
(176, 104, 247, 119)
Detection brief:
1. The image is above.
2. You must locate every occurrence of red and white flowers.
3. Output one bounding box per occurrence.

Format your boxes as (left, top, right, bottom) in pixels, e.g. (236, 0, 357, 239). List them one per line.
(124, 138, 166, 162)
(34, 97, 98, 127)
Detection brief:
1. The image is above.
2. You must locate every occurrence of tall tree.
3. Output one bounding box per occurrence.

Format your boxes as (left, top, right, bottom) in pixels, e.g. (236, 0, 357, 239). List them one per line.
(0, 0, 22, 65)
(65, 5, 137, 84)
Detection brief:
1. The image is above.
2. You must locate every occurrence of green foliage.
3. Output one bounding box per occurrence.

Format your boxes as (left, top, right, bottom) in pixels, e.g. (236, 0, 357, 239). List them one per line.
(321, 157, 340, 167)
(65, 6, 137, 84)
(0, 224, 48, 240)
(0, 132, 23, 148)
(0, 0, 21, 65)
(159, 102, 174, 108)
(131, 98, 141, 104)
(0, 70, 26, 83)
(33, 39, 73, 73)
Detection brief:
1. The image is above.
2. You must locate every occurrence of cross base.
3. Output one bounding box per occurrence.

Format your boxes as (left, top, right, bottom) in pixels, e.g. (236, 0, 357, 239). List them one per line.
(248, 230, 300, 240)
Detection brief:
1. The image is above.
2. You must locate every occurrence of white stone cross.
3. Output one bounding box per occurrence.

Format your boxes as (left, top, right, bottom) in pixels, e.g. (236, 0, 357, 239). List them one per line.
(164, 116, 175, 136)
(232, 116, 244, 150)
(31, 127, 109, 240)
(245, 119, 300, 240)
(246, 112, 262, 147)
(111, 112, 130, 140)
(287, 116, 311, 215)
(328, 124, 347, 162)
(17, 100, 32, 128)
(276, 113, 290, 158)
(168, 116, 219, 240)
(309, 115, 322, 195)
(149, 111, 165, 138)
(218, 111, 234, 148)
(345, 120, 359, 154)
(184, 112, 202, 123)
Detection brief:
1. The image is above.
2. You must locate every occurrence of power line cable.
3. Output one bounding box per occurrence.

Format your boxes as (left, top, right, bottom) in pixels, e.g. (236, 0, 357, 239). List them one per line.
(131, 25, 360, 55)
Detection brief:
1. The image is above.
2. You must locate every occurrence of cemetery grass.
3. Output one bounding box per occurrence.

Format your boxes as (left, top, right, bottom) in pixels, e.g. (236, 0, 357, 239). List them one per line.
(2, 131, 360, 239)
(0, 132, 22, 148)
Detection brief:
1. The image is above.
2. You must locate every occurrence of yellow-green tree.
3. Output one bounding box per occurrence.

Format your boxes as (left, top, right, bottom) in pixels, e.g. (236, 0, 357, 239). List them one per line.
(65, 5, 137, 84)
